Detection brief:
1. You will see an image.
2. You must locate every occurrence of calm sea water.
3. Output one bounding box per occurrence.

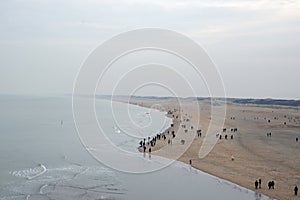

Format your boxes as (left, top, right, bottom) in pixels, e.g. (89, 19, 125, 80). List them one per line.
(0, 95, 271, 200)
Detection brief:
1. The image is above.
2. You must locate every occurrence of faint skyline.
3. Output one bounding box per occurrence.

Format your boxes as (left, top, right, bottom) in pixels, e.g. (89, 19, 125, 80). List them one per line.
(0, 0, 299, 99)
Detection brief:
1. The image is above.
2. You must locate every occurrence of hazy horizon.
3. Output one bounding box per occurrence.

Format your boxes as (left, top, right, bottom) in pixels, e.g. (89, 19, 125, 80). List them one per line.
(1, 0, 299, 99)
(1, 93, 300, 101)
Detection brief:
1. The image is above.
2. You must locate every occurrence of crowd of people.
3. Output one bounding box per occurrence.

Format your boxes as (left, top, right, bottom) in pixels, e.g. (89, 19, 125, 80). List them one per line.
(139, 132, 170, 153)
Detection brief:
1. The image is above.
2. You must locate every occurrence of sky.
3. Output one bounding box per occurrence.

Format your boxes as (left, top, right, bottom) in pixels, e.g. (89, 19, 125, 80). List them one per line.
(0, 0, 299, 99)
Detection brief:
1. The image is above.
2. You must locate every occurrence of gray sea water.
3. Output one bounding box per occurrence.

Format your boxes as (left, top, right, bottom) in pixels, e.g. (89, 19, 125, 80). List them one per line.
(0, 95, 272, 200)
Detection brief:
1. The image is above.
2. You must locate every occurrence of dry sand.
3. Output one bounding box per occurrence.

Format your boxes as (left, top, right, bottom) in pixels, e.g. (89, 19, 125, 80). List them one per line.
(119, 97, 300, 200)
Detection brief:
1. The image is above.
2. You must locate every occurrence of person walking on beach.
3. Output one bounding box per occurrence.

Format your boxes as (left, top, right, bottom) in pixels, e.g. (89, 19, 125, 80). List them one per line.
(295, 186, 298, 196)
(189, 159, 192, 165)
(268, 181, 272, 189)
(258, 179, 262, 189)
(271, 181, 275, 189)
(255, 180, 258, 189)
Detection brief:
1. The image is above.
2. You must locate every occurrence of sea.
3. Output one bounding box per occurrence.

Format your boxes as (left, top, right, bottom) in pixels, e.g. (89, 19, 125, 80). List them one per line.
(0, 95, 272, 200)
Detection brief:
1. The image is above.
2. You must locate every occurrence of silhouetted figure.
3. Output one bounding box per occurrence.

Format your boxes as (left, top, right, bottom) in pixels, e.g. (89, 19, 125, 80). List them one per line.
(271, 181, 275, 189)
(149, 147, 151, 154)
(268, 181, 272, 189)
(143, 146, 146, 153)
(231, 135, 234, 140)
(219, 135, 222, 140)
(197, 130, 202, 137)
(296, 138, 299, 142)
(258, 179, 262, 189)
(189, 159, 192, 165)
(255, 180, 258, 189)
(225, 135, 228, 140)
(295, 186, 298, 196)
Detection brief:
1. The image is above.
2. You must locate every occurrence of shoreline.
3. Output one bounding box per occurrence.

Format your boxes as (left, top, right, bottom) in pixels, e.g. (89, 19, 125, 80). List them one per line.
(141, 152, 271, 199)
(115, 97, 300, 200)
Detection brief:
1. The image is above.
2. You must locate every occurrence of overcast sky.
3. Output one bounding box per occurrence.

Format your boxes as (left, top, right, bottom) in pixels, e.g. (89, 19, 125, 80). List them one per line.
(0, 0, 299, 99)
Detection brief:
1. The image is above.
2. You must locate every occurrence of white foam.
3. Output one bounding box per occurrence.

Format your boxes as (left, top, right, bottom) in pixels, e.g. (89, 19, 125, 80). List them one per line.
(39, 184, 48, 194)
(10, 164, 47, 180)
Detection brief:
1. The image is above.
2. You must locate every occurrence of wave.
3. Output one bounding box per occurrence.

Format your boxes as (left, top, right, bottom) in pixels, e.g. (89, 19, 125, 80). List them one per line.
(39, 184, 48, 194)
(10, 164, 47, 180)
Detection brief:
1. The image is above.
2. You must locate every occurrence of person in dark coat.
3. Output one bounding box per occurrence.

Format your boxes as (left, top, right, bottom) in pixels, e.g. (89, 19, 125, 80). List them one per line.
(271, 181, 275, 189)
(255, 180, 258, 189)
(258, 179, 262, 189)
(295, 186, 298, 196)
(268, 181, 272, 189)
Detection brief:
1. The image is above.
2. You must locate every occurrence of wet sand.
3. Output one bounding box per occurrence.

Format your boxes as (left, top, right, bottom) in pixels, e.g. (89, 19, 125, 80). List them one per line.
(117, 97, 300, 200)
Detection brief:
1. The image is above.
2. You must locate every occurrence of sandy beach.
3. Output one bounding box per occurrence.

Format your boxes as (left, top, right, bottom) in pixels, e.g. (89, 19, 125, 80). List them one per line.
(117, 97, 300, 200)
